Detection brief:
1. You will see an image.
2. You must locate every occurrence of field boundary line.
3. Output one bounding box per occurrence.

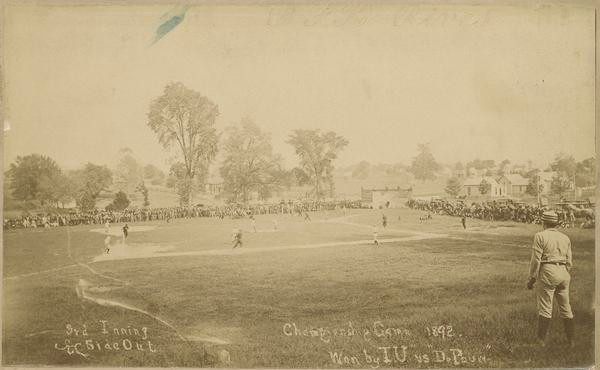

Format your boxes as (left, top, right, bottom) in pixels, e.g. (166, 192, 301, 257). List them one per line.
(4, 264, 79, 281)
(322, 218, 444, 238)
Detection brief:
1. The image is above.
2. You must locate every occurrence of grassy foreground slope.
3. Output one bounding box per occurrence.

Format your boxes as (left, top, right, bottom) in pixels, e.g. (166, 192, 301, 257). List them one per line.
(3, 209, 594, 368)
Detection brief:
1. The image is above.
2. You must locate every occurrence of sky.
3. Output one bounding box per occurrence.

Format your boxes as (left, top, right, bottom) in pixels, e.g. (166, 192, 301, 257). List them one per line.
(2, 4, 596, 173)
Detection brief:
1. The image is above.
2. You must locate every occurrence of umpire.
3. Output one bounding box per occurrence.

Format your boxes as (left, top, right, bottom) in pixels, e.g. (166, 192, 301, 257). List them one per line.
(527, 211, 574, 347)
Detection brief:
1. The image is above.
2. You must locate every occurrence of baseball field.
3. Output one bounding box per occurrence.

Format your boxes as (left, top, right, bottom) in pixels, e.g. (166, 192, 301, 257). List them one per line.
(2, 208, 595, 368)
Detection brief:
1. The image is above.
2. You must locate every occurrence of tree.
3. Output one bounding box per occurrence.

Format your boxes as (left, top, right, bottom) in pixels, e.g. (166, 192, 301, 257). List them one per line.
(445, 176, 463, 197)
(135, 182, 150, 207)
(549, 153, 576, 198)
(220, 118, 287, 203)
(291, 167, 310, 186)
(409, 144, 439, 182)
(147, 82, 219, 205)
(106, 191, 130, 211)
(550, 174, 572, 199)
(114, 148, 143, 194)
(168, 162, 197, 206)
(525, 169, 544, 196)
(71, 163, 113, 211)
(479, 179, 491, 195)
(550, 153, 576, 175)
(38, 171, 74, 208)
(575, 157, 595, 187)
(352, 161, 371, 180)
(467, 159, 495, 171)
(287, 129, 348, 199)
(143, 164, 166, 186)
(497, 159, 511, 176)
(8, 154, 63, 205)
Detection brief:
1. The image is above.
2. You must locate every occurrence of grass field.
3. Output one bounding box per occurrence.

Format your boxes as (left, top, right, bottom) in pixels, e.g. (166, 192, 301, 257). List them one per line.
(2, 208, 595, 368)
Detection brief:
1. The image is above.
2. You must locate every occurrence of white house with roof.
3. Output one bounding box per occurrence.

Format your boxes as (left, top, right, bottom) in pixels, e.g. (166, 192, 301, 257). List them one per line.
(461, 176, 503, 197)
(498, 174, 529, 196)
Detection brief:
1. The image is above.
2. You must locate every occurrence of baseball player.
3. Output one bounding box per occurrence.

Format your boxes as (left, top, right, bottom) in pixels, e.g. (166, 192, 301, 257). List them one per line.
(122, 223, 129, 244)
(527, 211, 574, 348)
(104, 235, 112, 254)
(372, 225, 379, 246)
(232, 228, 243, 249)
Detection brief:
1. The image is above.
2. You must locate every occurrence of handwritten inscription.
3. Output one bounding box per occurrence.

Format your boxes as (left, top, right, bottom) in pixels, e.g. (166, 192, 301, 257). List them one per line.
(282, 321, 490, 367)
(330, 347, 488, 368)
(283, 321, 410, 343)
(54, 320, 157, 359)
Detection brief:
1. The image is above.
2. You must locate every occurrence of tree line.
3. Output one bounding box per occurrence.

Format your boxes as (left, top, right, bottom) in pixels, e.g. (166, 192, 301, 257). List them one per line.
(5, 82, 350, 210)
(6, 82, 595, 210)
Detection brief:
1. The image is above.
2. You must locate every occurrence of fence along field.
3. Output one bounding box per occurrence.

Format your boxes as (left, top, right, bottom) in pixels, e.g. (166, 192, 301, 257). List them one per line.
(2, 207, 594, 368)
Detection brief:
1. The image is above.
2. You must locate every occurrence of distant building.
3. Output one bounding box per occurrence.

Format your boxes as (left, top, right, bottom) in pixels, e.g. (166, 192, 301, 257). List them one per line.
(498, 174, 529, 196)
(361, 186, 412, 208)
(205, 183, 223, 195)
(204, 170, 224, 196)
(462, 176, 503, 197)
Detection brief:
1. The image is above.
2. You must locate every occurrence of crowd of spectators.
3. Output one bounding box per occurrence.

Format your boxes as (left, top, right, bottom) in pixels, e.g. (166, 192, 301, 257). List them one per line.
(406, 198, 595, 228)
(3, 199, 364, 230)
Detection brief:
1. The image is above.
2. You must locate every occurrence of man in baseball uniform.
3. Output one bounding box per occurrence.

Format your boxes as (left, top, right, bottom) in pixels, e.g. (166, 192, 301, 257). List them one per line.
(527, 211, 574, 348)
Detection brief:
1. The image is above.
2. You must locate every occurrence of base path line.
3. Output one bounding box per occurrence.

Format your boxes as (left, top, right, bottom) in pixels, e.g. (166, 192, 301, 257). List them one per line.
(77, 262, 129, 285)
(75, 279, 229, 345)
(91, 233, 448, 263)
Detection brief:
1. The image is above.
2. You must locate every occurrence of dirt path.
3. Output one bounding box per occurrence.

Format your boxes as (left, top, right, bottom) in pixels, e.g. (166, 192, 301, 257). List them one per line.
(91, 232, 447, 263)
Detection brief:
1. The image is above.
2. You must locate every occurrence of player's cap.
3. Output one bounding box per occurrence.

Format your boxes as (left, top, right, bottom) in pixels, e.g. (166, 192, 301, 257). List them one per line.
(541, 211, 558, 224)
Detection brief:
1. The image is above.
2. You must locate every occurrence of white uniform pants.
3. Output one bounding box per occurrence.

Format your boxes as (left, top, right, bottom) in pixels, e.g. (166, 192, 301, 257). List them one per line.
(536, 264, 573, 319)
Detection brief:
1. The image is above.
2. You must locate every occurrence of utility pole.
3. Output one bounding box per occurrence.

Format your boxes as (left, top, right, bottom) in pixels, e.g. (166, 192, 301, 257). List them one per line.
(537, 174, 542, 207)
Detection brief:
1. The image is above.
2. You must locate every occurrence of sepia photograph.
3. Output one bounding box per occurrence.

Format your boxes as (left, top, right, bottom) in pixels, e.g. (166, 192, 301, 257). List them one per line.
(1, 2, 597, 368)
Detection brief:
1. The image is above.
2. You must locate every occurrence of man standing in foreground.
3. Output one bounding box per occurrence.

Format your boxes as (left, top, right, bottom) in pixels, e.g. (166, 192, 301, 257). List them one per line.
(527, 211, 574, 347)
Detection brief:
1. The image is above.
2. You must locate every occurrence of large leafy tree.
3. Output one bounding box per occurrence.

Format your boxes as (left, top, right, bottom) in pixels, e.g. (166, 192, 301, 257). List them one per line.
(8, 154, 64, 206)
(550, 153, 576, 175)
(71, 163, 113, 211)
(550, 174, 572, 199)
(445, 176, 463, 197)
(114, 148, 143, 194)
(147, 82, 219, 205)
(106, 191, 131, 211)
(409, 144, 439, 182)
(575, 157, 595, 187)
(220, 118, 286, 204)
(38, 171, 73, 208)
(549, 153, 576, 198)
(479, 179, 491, 195)
(287, 129, 348, 199)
